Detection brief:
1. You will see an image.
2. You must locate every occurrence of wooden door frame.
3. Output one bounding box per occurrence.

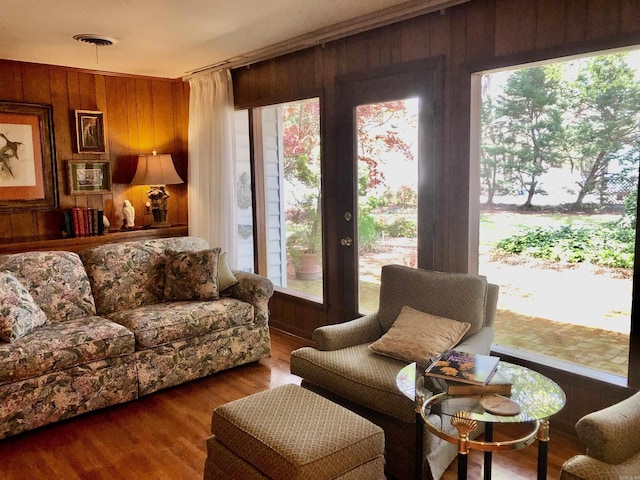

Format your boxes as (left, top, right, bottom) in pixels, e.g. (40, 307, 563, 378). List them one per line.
(330, 58, 444, 322)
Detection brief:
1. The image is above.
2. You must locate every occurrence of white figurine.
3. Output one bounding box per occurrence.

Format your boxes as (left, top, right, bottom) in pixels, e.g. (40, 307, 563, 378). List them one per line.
(122, 200, 135, 229)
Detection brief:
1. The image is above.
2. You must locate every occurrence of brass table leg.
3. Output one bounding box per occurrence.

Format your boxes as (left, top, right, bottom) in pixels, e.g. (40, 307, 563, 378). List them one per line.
(451, 412, 478, 480)
(537, 419, 550, 480)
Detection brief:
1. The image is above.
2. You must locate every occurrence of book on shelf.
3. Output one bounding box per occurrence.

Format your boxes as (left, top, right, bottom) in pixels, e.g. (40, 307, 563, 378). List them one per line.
(424, 349, 500, 386)
(445, 370, 512, 395)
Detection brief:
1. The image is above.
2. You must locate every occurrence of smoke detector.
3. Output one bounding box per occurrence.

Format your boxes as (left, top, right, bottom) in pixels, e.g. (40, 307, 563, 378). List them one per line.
(73, 34, 119, 46)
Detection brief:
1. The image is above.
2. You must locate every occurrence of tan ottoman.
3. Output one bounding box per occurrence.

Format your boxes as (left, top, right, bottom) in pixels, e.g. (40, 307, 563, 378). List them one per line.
(204, 384, 385, 480)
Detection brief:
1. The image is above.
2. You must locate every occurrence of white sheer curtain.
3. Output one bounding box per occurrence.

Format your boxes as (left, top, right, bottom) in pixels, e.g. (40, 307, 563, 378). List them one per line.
(188, 69, 237, 266)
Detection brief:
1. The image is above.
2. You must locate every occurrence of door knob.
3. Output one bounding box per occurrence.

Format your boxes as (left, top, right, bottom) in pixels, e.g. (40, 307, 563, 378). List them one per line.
(344, 212, 352, 221)
(340, 237, 353, 247)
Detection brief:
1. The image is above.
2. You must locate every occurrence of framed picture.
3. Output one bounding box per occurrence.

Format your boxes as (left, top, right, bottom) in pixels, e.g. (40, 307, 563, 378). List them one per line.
(67, 160, 112, 195)
(75, 110, 106, 154)
(0, 101, 58, 212)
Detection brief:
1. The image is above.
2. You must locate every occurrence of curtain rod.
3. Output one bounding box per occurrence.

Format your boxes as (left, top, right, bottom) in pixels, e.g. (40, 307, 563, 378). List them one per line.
(182, 0, 470, 81)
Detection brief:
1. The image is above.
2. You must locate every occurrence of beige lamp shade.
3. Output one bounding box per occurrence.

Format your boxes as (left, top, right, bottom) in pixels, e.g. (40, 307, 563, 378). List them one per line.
(132, 154, 183, 185)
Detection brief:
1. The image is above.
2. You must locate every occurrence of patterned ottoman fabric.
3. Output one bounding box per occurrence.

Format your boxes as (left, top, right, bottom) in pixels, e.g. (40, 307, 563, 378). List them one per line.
(210, 384, 385, 480)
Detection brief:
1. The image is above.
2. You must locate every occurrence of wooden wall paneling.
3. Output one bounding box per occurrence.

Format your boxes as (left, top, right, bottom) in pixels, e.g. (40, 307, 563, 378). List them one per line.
(586, 0, 621, 39)
(493, 0, 537, 57)
(620, 0, 640, 34)
(336, 39, 349, 76)
(233, 66, 255, 107)
(152, 80, 181, 224)
(566, 0, 589, 43)
(367, 28, 382, 69)
(536, 0, 568, 49)
(130, 78, 155, 223)
(0, 217, 11, 240)
(428, 7, 452, 57)
(49, 69, 74, 209)
(105, 76, 130, 227)
(296, 50, 316, 98)
(78, 72, 97, 112)
(401, 17, 431, 63)
(20, 63, 51, 105)
(254, 61, 272, 103)
(0, 61, 23, 102)
(171, 81, 189, 226)
(9, 212, 36, 240)
(313, 45, 324, 91)
(275, 56, 291, 100)
(344, 34, 369, 74)
(464, 0, 496, 64)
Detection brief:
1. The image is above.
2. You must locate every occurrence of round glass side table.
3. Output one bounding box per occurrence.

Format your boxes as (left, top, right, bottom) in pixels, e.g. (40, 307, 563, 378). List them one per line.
(396, 361, 566, 480)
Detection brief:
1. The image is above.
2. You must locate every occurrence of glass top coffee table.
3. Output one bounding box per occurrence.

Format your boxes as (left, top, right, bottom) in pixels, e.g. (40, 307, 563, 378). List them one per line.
(396, 361, 566, 480)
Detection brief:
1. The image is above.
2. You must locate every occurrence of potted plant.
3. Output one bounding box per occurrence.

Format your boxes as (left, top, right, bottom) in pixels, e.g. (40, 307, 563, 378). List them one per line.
(286, 192, 322, 280)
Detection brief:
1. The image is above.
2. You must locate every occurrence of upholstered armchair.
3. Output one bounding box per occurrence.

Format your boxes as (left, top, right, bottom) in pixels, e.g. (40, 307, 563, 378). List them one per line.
(561, 390, 640, 479)
(290, 264, 499, 480)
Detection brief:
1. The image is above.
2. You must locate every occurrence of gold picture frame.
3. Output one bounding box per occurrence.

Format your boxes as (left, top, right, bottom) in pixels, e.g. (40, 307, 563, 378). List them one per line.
(67, 160, 112, 195)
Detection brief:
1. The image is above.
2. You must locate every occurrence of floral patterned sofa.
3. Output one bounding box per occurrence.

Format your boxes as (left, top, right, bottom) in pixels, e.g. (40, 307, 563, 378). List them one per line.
(0, 236, 273, 439)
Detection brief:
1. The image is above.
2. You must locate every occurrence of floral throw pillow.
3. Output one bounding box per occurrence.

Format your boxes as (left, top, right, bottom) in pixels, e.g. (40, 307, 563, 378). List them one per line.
(164, 248, 221, 301)
(0, 271, 49, 343)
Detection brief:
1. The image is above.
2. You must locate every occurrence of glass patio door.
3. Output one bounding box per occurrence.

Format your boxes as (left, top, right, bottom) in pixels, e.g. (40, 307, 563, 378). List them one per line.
(334, 61, 440, 320)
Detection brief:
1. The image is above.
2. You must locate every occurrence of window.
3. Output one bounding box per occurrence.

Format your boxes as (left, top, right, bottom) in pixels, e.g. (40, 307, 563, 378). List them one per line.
(243, 98, 324, 301)
(473, 49, 640, 381)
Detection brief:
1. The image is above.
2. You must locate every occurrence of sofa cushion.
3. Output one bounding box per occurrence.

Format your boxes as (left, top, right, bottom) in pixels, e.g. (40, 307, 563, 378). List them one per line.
(164, 248, 221, 301)
(0, 251, 96, 323)
(81, 236, 210, 315)
(0, 272, 49, 342)
(106, 298, 254, 349)
(290, 343, 416, 423)
(368, 305, 470, 365)
(0, 316, 135, 385)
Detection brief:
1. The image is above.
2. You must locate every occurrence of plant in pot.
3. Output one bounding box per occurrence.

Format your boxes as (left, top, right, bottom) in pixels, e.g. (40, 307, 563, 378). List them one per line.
(283, 100, 322, 281)
(286, 193, 322, 280)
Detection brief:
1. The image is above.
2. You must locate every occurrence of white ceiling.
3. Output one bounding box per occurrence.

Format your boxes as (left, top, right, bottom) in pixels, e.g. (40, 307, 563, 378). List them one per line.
(0, 0, 466, 79)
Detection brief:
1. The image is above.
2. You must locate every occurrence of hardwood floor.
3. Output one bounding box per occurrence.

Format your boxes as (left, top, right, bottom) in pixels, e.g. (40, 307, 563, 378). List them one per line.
(0, 329, 583, 479)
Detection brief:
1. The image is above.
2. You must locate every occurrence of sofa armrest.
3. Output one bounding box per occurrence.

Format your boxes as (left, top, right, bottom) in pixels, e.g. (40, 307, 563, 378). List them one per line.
(226, 271, 274, 327)
(312, 313, 382, 351)
(454, 326, 494, 355)
(575, 391, 640, 465)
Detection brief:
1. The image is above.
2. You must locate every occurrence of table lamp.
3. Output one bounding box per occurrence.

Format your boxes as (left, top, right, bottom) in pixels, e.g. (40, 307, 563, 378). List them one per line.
(131, 150, 183, 228)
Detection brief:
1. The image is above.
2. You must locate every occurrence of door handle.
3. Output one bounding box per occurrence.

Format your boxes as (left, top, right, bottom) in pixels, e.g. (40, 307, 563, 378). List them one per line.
(340, 237, 353, 247)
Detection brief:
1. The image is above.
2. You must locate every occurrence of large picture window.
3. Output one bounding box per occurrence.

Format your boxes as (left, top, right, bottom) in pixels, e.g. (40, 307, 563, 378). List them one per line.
(473, 49, 640, 382)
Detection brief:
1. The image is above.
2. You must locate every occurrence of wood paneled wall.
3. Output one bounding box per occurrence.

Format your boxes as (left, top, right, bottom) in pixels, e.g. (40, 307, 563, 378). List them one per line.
(0, 60, 189, 243)
(232, 0, 640, 433)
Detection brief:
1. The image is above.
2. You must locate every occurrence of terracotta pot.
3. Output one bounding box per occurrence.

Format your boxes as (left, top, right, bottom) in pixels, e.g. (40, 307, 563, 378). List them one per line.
(295, 252, 321, 280)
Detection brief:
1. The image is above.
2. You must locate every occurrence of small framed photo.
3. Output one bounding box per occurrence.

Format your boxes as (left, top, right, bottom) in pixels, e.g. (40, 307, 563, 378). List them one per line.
(75, 110, 106, 154)
(67, 160, 111, 195)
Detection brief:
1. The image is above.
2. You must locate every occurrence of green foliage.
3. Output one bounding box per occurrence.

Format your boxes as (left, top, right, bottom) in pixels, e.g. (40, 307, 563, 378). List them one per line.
(375, 217, 417, 238)
(497, 221, 635, 268)
(395, 186, 417, 208)
(358, 209, 379, 251)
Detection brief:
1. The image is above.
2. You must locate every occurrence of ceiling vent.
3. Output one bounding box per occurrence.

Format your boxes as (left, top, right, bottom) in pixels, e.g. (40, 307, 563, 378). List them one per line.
(73, 34, 118, 46)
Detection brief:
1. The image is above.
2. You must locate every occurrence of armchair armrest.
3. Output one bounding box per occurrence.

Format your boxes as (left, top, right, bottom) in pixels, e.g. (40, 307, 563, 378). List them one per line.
(312, 313, 382, 351)
(576, 391, 640, 464)
(226, 271, 274, 327)
(454, 326, 494, 355)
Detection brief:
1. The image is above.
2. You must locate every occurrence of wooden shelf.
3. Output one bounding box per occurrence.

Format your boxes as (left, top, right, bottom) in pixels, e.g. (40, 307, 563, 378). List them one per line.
(0, 225, 189, 255)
